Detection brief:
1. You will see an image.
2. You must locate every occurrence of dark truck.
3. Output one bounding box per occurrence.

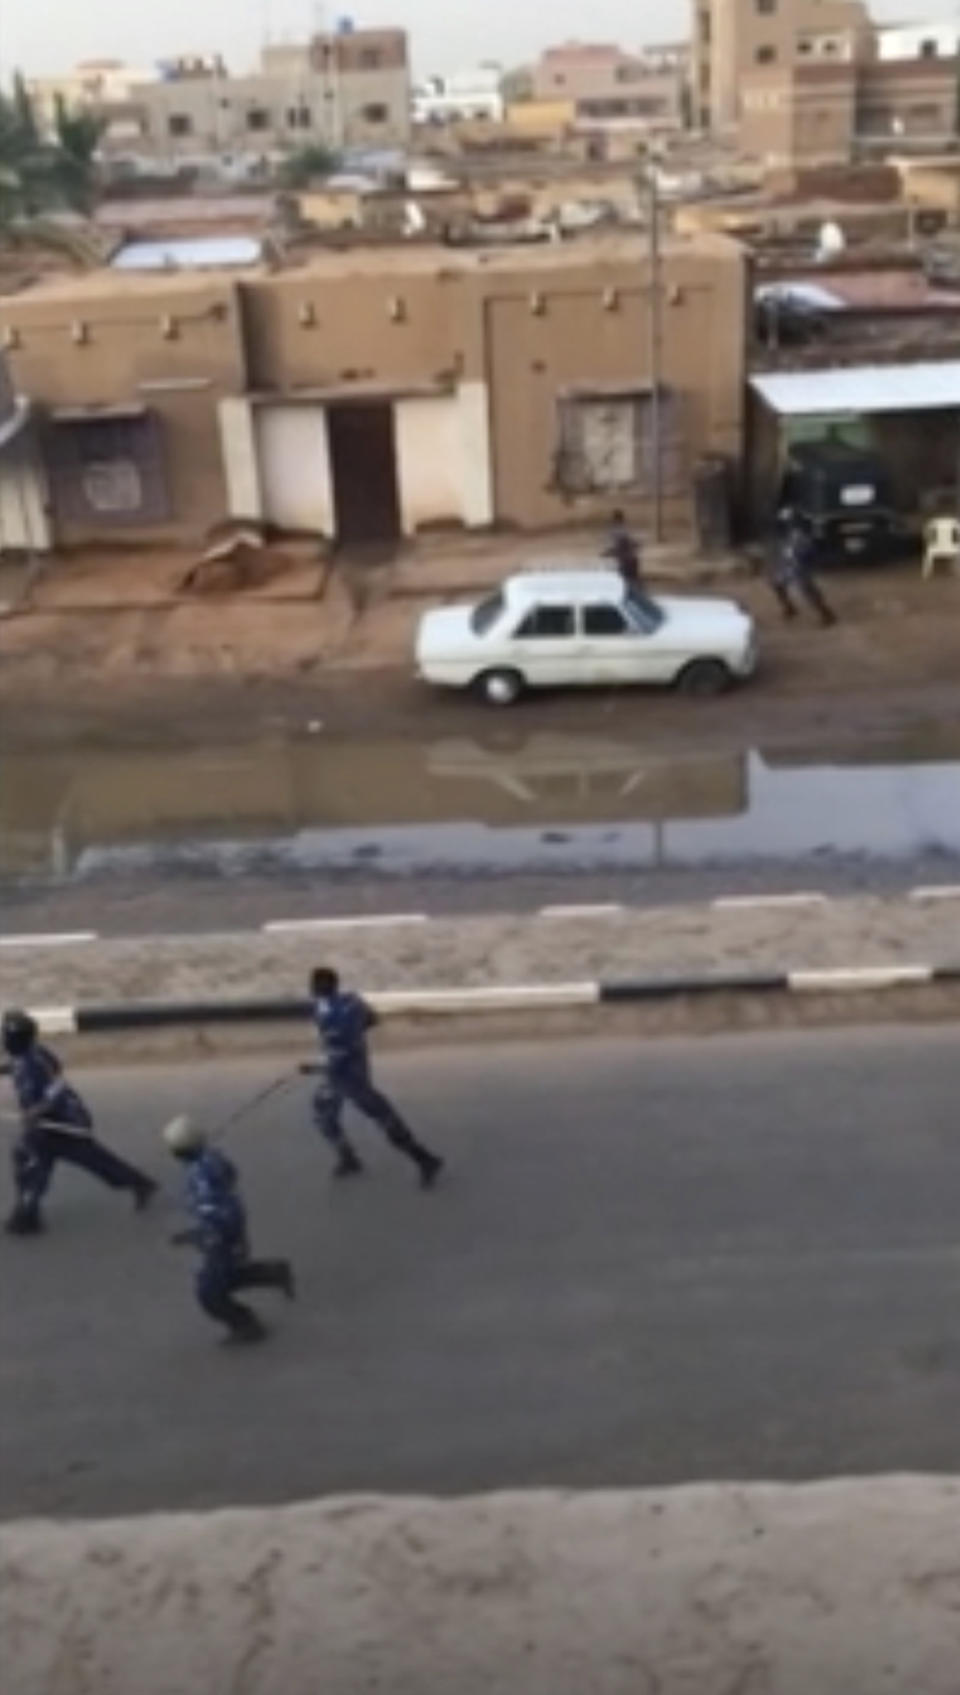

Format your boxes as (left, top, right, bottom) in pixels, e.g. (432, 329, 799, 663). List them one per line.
(777, 440, 914, 565)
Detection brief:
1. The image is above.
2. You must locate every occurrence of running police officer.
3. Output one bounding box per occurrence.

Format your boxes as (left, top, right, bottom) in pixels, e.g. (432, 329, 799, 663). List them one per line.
(309, 966, 444, 1187)
(164, 1115, 294, 1344)
(2, 1008, 156, 1235)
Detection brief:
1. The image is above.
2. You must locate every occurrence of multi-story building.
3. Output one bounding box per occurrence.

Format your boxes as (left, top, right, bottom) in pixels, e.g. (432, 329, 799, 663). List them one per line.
(136, 28, 410, 158)
(532, 41, 688, 133)
(738, 42, 959, 163)
(692, 0, 870, 133)
(0, 235, 747, 552)
(27, 59, 158, 147)
(696, 0, 960, 162)
(51, 27, 411, 167)
(413, 67, 505, 125)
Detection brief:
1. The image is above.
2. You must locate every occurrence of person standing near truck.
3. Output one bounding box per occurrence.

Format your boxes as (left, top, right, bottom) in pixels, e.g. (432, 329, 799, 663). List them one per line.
(768, 509, 837, 628)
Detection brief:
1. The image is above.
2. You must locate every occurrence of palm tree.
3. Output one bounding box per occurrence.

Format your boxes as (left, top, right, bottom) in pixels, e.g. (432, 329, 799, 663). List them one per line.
(52, 95, 104, 213)
(0, 74, 102, 226)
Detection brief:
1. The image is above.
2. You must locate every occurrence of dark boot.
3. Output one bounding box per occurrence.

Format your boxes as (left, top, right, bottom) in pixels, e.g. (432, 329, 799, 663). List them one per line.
(391, 1130, 444, 1190)
(222, 1312, 268, 1346)
(417, 1152, 445, 1191)
(132, 1177, 158, 1213)
(5, 1203, 45, 1236)
(333, 1145, 364, 1179)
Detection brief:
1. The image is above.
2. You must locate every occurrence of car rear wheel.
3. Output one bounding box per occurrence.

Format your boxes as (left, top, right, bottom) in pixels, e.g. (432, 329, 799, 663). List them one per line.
(676, 657, 732, 697)
(475, 667, 524, 707)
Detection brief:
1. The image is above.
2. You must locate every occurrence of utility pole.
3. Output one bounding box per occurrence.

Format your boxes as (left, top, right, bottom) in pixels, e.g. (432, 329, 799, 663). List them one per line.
(646, 162, 664, 545)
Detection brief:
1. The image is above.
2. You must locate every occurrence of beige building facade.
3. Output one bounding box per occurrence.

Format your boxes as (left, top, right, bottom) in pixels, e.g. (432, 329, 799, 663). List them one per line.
(738, 52, 960, 163)
(38, 30, 412, 165)
(693, 0, 870, 133)
(0, 237, 748, 553)
(532, 41, 688, 132)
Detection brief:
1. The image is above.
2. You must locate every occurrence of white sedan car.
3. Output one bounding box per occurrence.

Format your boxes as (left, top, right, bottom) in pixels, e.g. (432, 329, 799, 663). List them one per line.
(416, 568, 757, 706)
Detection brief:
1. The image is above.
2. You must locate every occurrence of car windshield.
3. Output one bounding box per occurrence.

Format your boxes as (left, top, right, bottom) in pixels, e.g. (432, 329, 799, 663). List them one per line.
(625, 590, 665, 634)
(470, 591, 505, 637)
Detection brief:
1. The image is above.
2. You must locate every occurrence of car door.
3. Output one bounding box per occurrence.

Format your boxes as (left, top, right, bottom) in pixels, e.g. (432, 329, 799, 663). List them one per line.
(578, 600, 649, 683)
(509, 603, 578, 687)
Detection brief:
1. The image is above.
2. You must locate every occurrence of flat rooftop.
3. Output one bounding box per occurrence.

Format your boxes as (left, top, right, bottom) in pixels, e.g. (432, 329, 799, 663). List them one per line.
(3, 230, 739, 307)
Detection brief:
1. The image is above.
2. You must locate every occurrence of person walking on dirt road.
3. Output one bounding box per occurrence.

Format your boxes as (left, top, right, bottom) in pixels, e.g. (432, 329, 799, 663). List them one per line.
(769, 510, 837, 628)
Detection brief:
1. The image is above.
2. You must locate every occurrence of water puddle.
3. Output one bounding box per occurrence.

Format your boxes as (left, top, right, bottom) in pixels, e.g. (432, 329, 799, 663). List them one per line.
(3, 725, 960, 881)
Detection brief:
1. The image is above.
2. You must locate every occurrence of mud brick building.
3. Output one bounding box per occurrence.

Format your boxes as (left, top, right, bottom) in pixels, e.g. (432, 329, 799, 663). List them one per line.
(0, 235, 748, 552)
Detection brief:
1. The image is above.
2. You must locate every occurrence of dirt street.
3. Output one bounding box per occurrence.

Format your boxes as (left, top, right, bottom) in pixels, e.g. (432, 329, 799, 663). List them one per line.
(1, 548, 959, 756)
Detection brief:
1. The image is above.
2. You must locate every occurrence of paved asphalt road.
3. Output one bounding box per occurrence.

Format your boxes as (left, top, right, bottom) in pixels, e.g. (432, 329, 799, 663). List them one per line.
(4, 1026, 960, 1521)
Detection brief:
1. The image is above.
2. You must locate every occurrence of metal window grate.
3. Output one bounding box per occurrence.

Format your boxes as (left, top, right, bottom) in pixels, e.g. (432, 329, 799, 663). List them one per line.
(46, 412, 170, 527)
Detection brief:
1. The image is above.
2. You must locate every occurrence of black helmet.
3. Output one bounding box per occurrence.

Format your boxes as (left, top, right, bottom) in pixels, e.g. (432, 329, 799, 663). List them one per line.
(1, 1009, 38, 1057)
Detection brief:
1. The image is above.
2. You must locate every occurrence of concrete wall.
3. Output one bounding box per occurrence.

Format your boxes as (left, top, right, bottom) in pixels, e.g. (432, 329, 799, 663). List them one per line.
(7, 1480, 960, 1695)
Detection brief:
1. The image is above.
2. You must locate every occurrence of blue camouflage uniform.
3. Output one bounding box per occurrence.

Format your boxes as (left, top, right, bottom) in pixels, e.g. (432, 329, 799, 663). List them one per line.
(311, 989, 434, 1173)
(181, 1147, 290, 1333)
(10, 1044, 149, 1223)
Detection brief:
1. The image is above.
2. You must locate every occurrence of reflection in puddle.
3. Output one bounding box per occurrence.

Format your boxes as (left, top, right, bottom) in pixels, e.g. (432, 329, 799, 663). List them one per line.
(3, 728, 960, 880)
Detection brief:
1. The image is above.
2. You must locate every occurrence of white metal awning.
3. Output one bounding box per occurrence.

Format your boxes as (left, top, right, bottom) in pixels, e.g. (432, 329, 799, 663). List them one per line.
(750, 360, 960, 418)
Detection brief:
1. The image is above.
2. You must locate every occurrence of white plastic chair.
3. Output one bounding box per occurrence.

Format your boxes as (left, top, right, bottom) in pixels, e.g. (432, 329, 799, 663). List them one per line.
(922, 516, 960, 579)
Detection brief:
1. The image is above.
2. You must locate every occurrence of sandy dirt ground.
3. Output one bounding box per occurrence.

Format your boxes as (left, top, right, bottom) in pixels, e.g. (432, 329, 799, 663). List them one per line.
(1, 545, 958, 753)
(5, 1479, 960, 1694)
(3, 894, 960, 1010)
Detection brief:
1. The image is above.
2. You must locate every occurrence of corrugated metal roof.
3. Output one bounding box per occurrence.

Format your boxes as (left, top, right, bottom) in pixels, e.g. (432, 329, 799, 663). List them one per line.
(111, 236, 262, 271)
(750, 360, 960, 417)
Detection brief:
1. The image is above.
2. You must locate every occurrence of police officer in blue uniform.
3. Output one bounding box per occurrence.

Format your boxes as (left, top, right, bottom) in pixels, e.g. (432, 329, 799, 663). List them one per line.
(164, 1114, 294, 1344)
(2, 1008, 157, 1235)
(309, 966, 444, 1187)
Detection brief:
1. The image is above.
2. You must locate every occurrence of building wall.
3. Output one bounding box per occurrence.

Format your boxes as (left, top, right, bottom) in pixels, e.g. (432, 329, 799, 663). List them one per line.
(896, 160, 960, 216)
(0, 427, 51, 554)
(27, 61, 155, 134)
(240, 268, 475, 394)
(503, 99, 577, 136)
(740, 62, 857, 164)
(0, 277, 246, 546)
(856, 57, 959, 148)
(394, 395, 466, 529)
(255, 402, 334, 531)
(129, 30, 410, 159)
(480, 241, 747, 530)
(697, 0, 869, 134)
(532, 42, 686, 128)
(0, 238, 748, 546)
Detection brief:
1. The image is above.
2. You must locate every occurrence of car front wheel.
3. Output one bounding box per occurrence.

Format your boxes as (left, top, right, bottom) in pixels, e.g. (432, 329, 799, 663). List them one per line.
(475, 667, 524, 707)
(676, 657, 733, 697)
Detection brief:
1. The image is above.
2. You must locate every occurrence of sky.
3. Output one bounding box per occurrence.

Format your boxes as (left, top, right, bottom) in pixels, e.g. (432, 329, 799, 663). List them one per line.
(0, 0, 951, 78)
